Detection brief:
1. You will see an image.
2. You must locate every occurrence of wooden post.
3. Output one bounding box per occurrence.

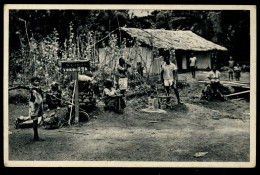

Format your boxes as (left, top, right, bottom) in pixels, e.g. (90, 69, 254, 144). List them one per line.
(68, 80, 76, 126)
(94, 32, 96, 69)
(61, 60, 89, 124)
(74, 71, 79, 123)
(77, 35, 80, 59)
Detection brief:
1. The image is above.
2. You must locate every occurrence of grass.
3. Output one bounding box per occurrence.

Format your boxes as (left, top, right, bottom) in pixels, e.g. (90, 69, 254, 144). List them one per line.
(8, 89, 30, 104)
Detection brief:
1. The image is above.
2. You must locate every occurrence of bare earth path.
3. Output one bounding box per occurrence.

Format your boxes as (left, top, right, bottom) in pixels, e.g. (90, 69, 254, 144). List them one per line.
(8, 101, 250, 162)
(7, 71, 250, 162)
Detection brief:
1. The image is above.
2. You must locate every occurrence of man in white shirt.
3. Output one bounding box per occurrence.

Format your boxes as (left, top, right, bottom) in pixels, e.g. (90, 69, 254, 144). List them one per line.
(207, 65, 221, 95)
(161, 51, 182, 104)
(189, 52, 197, 78)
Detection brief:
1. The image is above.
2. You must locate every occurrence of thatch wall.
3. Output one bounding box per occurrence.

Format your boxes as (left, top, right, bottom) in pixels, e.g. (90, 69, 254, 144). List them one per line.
(98, 47, 158, 74)
(98, 47, 214, 73)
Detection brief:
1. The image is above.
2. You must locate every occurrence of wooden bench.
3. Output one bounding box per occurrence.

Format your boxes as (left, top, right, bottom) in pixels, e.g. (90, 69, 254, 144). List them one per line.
(157, 95, 175, 109)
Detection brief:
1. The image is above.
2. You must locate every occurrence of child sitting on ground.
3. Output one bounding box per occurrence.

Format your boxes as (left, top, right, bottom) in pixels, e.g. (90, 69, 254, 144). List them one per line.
(46, 82, 62, 111)
(103, 80, 126, 113)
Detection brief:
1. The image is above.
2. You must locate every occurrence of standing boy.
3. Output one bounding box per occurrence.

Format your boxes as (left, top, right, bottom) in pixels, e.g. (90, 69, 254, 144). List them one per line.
(117, 58, 131, 96)
(29, 77, 44, 141)
(189, 52, 197, 78)
(228, 56, 235, 81)
(234, 63, 242, 81)
(161, 51, 182, 104)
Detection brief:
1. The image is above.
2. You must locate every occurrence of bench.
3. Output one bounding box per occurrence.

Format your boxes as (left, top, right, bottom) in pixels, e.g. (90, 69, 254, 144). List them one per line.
(157, 95, 176, 109)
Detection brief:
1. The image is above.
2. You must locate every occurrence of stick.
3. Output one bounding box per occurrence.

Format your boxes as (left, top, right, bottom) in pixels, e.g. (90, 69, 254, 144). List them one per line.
(221, 81, 249, 85)
(198, 80, 249, 86)
(198, 81, 250, 88)
(226, 90, 250, 97)
(57, 130, 89, 135)
(68, 80, 76, 125)
(8, 85, 30, 91)
(134, 72, 149, 96)
(222, 84, 250, 89)
(116, 14, 122, 46)
(24, 20, 31, 49)
(88, 28, 119, 48)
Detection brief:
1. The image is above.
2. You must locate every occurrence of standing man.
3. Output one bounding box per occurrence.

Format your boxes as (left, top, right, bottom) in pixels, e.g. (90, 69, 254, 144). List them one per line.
(228, 56, 235, 81)
(161, 51, 182, 104)
(29, 77, 44, 141)
(189, 52, 197, 78)
(117, 57, 131, 96)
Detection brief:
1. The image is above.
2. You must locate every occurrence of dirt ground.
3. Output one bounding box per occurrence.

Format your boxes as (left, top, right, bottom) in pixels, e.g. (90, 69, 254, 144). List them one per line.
(7, 71, 251, 163)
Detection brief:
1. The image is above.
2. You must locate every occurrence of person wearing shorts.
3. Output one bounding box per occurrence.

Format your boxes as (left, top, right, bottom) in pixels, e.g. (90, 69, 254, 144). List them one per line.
(234, 63, 241, 81)
(228, 56, 235, 81)
(29, 77, 44, 141)
(117, 58, 131, 96)
(161, 51, 182, 104)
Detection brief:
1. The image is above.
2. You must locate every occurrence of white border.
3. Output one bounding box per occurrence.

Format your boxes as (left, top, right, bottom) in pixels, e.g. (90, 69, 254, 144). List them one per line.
(3, 4, 257, 168)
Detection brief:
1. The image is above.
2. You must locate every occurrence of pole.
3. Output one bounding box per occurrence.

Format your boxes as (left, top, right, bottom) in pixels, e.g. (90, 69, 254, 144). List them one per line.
(18, 33, 25, 83)
(24, 20, 30, 48)
(74, 71, 79, 123)
(68, 80, 76, 126)
(94, 32, 96, 69)
(116, 14, 122, 46)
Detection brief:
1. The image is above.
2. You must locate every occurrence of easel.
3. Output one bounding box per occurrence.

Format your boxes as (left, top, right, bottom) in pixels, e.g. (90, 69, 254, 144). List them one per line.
(60, 60, 90, 124)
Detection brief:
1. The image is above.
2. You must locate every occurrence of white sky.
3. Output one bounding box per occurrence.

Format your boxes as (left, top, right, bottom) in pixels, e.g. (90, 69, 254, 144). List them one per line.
(128, 9, 154, 17)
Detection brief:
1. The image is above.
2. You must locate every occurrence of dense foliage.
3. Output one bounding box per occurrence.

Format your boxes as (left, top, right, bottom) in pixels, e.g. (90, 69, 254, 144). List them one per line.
(9, 10, 250, 83)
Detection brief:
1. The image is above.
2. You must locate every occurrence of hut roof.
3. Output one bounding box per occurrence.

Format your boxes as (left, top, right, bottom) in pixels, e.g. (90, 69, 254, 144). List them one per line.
(120, 27, 227, 51)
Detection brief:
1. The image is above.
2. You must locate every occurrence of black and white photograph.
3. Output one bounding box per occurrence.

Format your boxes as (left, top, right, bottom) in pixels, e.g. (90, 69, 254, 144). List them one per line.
(3, 4, 256, 167)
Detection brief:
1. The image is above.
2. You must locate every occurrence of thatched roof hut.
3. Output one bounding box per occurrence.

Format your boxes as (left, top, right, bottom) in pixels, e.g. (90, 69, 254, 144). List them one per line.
(117, 27, 227, 71)
(120, 27, 227, 51)
(98, 27, 228, 75)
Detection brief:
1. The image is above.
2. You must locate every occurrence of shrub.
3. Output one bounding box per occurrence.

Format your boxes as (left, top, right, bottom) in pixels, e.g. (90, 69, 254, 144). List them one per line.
(9, 89, 29, 104)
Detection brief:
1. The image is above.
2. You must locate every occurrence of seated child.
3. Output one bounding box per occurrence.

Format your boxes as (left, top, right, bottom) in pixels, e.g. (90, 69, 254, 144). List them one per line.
(46, 82, 62, 111)
(205, 66, 227, 100)
(103, 80, 126, 113)
(207, 65, 221, 95)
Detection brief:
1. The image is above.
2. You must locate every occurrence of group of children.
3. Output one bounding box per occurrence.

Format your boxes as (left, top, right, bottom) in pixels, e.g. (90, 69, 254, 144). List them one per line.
(202, 55, 243, 100)
(228, 56, 242, 81)
(189, 54, 242, 81)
